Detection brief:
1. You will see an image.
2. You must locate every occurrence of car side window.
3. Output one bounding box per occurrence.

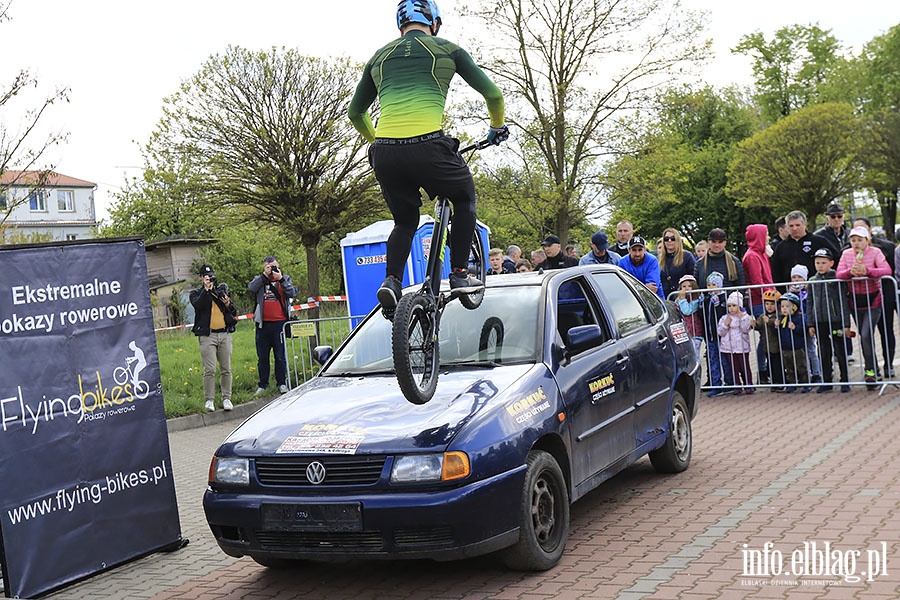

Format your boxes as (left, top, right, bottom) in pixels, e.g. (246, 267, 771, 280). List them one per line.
(556, 278, 610, 348)
(590, 272, 652, 337)
(632, 279, 666, 322)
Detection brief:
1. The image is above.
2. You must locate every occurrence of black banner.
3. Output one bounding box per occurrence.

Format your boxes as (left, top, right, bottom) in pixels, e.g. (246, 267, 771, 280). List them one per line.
(0, 239, 182, 598)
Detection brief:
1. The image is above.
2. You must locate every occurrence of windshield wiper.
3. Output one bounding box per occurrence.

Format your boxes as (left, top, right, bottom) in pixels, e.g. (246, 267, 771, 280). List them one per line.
(443, 360, 502, 369)
(324, 369, 396, 377)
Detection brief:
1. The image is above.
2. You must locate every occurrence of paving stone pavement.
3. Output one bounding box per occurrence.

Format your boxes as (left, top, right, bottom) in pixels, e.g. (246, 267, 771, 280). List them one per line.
(42, 388, 900, 600)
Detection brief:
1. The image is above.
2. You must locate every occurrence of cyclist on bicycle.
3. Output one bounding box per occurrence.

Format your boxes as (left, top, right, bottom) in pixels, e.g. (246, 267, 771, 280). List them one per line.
(348, 0, 509, 312)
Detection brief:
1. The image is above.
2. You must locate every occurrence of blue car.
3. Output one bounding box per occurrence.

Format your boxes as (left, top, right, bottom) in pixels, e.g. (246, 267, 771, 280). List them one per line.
(203, 265, 700, 570)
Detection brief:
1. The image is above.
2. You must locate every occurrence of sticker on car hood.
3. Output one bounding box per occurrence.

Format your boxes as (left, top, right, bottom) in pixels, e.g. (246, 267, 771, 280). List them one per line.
(276, 423, 365, 455)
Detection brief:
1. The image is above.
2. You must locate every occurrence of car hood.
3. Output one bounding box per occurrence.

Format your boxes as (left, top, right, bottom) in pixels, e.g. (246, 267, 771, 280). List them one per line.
(220, 364, 536, 456)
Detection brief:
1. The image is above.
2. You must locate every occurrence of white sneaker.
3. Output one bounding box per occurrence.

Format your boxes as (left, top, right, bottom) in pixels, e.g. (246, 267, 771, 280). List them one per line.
(255, 387, 266, 396)
(223, 399, 234, 411)
(279, 384, 289, 394)
(204, 400, 215, 412)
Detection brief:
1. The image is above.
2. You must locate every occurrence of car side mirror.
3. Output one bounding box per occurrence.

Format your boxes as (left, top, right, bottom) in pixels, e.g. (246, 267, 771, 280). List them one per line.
(312, 345, 333, 366)
(566, 324, 603, 354)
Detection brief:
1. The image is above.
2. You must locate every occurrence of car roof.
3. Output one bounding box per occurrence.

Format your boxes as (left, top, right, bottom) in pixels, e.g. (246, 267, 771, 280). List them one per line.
(404, 264, 622, 293)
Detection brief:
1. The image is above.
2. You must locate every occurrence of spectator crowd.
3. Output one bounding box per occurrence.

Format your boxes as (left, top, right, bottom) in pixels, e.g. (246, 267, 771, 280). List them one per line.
(496, 206, 900, 395)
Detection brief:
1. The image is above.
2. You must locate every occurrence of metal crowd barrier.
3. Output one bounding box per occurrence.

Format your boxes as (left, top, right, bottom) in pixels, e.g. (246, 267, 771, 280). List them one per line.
(668, 276, 899, 396)
(282, 313, 366, 389)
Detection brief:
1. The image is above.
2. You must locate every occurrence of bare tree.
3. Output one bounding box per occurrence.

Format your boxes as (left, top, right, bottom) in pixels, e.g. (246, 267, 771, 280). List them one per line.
(460, 0, 709, 239)
(0, 1, 69, 226)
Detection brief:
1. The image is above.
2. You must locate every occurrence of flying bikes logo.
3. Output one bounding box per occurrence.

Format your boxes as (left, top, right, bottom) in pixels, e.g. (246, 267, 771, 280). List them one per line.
(0, 341, 155, 435)
(81, 340, 154, 421)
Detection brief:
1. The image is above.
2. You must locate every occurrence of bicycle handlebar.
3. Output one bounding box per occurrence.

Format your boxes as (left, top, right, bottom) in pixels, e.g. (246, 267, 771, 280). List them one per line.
(459, 139, 493, 154)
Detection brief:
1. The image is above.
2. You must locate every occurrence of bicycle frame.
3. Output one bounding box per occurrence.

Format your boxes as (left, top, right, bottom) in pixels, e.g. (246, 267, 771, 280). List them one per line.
(414, 140, 487, 305)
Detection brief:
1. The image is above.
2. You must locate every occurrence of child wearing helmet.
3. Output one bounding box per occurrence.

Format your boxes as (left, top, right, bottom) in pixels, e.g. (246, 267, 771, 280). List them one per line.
(348, 0, 509, 311)
(806, 247, 852, 392)
(675, 274, 703, 359)
(700, 272, 733, 397)
(717, 291, 754, 394)
(759, 289, 784, 389)
(777, 292, 810, 393)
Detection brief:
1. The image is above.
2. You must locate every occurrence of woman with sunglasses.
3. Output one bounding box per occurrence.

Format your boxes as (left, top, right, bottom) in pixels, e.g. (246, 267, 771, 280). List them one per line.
(657, 228, 696, 301)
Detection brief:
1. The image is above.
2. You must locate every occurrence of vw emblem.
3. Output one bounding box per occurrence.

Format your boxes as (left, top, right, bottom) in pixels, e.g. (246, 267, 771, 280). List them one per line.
(306, 461, 326, 485)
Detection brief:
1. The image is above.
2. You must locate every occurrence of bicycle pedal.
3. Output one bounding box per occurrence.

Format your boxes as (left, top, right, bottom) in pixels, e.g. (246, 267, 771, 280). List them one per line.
(381, 307, 395, 322)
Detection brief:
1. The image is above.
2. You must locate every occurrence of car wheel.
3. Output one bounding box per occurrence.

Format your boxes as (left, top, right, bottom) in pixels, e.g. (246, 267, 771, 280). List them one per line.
(251, 555, 303, 569)
(501, 450, 569, 571)
(649, 391, 692, 473)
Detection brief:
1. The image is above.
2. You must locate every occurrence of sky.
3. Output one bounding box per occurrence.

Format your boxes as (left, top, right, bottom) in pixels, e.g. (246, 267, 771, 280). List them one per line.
(1, 0, 897, 223)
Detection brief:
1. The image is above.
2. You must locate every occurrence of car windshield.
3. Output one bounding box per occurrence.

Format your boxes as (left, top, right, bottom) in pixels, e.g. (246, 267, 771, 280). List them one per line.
(321, 285, 542, 376)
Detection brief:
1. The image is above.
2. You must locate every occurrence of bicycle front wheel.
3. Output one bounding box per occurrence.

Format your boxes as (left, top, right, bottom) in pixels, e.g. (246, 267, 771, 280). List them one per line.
(458, 226, 487, 310)
(392, 293, 440, 404)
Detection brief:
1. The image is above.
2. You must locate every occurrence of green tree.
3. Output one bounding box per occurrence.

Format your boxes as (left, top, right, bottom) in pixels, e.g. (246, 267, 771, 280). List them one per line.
(0, 1, 69, 225)
(733, 25, 842, 123)
(100, 161, 213, 239)
(460, 0, 710, 242)
(726, 102, 863, 221)
(859, 109, 900, 239)
(144, 46, 379, 303)
(605, 86, 769, 251)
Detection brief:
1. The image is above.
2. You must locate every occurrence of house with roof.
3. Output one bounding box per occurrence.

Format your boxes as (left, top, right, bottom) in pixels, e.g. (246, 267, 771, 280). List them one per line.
(0, 170, 98, 242)
(145, 236, 218, 328)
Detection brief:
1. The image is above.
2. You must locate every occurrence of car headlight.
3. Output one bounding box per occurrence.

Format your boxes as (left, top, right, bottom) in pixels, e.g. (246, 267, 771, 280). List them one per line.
(209, 456, 250, 486)
(390, 452, 470, 483)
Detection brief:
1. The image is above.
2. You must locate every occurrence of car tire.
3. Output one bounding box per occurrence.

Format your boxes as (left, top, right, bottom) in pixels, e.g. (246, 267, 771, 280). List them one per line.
(648, 391, 692, 473)
(501, 450, 569, 571)
(478, 316, 504, 361)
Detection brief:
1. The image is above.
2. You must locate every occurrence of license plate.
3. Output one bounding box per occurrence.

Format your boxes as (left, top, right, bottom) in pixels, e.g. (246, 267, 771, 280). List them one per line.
(260, 502, 362, 532)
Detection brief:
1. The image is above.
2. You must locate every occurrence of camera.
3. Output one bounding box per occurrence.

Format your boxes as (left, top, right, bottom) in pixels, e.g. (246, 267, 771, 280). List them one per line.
(270, 265, 280, 273)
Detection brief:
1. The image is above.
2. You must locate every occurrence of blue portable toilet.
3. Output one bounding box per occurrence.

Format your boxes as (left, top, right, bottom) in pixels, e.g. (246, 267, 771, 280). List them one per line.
(341, 216, 490, 324)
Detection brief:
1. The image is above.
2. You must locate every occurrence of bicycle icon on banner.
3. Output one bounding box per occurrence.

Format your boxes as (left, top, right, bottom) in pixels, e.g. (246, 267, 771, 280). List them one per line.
(113, 340, 151, 400)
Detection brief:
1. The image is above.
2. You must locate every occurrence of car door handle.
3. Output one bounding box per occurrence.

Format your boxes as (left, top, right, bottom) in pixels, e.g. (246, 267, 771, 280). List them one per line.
(657, 334, 668, 347)
(615, 355, 629, 366)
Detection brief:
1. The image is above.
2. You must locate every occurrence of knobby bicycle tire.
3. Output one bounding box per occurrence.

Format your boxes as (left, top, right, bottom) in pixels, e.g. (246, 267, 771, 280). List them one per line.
(393, 293, 440, 404)
(458, 227, 487, 310)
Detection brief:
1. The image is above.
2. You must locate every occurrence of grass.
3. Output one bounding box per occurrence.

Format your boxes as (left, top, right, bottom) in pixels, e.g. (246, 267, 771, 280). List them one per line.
(155, 302, 358, 419)
(155, 321, 262, 418)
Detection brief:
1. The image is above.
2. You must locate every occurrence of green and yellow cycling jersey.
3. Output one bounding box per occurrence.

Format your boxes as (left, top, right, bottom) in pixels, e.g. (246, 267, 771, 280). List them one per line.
(349, 30, 504, 143)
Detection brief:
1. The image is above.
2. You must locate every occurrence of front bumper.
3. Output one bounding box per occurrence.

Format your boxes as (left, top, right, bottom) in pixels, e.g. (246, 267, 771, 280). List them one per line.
(203, 464, 526, 562)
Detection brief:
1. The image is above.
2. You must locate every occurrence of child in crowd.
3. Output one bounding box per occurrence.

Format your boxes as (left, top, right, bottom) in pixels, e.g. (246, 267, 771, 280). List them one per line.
(701, 272, 731, 397)
(488, 248, 513, 275)
(777, 292, 810, 393)
(694, 241, 709, 260)
(790, 264, 822, 384)
(675, 274, 704, 360)
(717, 291, 754, 394)
(836, 226, 893, 390)
(758, 289, 784, 389)
(806, 247, 852, 393)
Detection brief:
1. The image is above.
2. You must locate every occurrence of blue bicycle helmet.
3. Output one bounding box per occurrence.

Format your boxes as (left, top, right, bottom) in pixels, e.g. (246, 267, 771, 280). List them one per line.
(397, 0, 442, 31)
(780, 292, 801, 308)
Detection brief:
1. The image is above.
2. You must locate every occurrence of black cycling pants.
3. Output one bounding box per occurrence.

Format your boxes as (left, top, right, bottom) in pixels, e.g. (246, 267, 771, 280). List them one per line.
(368, 134, 477, 280)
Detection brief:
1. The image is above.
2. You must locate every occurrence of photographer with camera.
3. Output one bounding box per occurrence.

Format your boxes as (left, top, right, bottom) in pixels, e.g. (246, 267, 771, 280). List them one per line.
(248, 256, 296, 396)
(190, 264, 238, 411)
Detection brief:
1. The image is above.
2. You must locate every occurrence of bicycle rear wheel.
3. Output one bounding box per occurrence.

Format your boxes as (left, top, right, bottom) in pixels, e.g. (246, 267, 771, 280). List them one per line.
(458, 226, 487, 310)
(393, 293, 440, 404)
